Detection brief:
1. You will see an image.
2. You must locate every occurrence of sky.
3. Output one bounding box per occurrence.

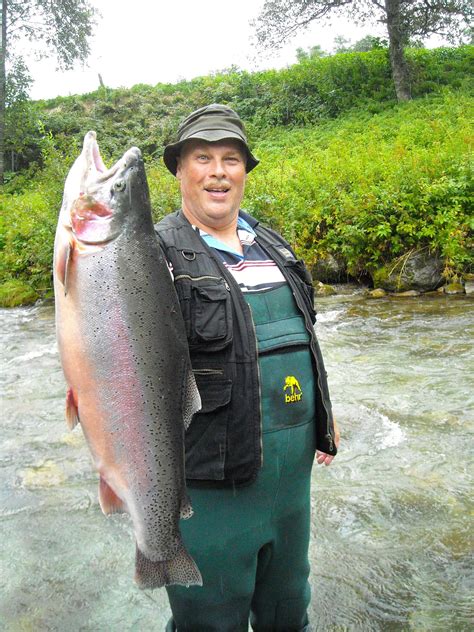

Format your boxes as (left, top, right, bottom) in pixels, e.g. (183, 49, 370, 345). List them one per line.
(22, 0, 389, 101)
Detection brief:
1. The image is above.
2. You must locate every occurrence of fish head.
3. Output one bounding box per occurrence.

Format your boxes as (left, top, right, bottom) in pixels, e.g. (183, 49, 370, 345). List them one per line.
(60, 131, 151, 246)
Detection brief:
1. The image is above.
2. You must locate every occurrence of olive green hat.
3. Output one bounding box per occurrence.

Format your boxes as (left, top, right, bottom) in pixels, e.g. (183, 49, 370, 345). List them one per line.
(163, 103, 259, 176)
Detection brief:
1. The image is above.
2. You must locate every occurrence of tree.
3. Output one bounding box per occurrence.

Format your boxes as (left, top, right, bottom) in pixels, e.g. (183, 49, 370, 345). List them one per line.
(0, 0, 98, 182)
(5, 56, 39, 172)
(253, 0, 473, 102)
(351, 34, 388, 51)
(296, 44, 328, 61)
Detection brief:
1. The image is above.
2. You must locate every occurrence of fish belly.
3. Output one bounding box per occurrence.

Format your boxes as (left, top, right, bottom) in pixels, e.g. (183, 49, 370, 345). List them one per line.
(55, 229, 201, 588)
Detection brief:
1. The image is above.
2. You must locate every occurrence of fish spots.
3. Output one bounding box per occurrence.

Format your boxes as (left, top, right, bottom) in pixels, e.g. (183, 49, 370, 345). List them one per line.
(55, 136, 200, 587)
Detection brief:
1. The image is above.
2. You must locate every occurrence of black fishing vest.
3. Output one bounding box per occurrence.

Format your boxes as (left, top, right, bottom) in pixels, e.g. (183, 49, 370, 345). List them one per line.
(155, 210, 336, 488)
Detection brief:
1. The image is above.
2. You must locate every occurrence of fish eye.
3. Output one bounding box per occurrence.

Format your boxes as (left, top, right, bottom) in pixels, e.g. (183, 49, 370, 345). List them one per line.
(114, 179, 126, 192)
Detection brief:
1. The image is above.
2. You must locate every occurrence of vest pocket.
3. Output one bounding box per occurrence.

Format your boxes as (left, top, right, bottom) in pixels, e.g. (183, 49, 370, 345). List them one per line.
(185, 373, 232, 480)
(193, 285, 230, 345)
(174, 276, 233, 351)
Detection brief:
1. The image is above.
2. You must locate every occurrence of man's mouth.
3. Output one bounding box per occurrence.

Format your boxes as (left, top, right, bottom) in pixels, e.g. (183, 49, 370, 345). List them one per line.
(205, 186, 230, 199)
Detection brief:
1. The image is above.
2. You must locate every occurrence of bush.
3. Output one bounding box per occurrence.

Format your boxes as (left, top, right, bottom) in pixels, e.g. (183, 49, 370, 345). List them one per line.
(13, 45, 472, 173)
(1, 51, 472, 305)
(243, 90, 473, 276)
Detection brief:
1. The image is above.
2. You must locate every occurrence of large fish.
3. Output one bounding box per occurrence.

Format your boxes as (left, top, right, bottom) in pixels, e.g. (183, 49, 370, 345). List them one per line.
(53, 131, 202, 589)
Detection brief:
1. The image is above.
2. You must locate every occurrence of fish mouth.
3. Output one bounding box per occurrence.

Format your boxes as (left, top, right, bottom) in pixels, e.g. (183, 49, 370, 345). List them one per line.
(93, 146, 141, 186)
(67, 135, 142, 244)
(80, 131, 141, 189)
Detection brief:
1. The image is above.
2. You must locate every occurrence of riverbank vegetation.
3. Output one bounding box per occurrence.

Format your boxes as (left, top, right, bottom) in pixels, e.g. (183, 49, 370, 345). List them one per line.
(0, 46, 473, 306)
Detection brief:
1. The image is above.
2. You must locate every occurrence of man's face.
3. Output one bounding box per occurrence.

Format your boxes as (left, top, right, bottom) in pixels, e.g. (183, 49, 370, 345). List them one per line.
(176, 138, 247, 231)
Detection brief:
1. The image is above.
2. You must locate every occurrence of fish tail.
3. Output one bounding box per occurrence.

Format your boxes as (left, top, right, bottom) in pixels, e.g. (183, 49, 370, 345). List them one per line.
(134, 541, 203, 590)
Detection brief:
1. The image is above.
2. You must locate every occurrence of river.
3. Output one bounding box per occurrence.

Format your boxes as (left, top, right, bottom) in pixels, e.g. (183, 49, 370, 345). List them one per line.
(1, 289, 472, 631)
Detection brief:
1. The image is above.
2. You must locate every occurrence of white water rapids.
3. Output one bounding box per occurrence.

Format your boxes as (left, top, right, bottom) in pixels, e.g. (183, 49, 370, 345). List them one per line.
(1, 287, 473, 630)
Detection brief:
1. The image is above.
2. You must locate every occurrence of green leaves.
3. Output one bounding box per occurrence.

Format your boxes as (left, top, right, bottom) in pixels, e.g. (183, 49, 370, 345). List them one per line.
(0, 47, 472, 304)
(243, 89, 473, 275)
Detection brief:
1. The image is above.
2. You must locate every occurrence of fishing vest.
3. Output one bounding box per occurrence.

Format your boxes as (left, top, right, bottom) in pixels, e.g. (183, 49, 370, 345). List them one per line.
(155, 210, 336, 488)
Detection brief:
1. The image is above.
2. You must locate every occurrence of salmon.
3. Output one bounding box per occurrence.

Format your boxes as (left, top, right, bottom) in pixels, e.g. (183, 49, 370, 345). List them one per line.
(53, 131, 202, 589)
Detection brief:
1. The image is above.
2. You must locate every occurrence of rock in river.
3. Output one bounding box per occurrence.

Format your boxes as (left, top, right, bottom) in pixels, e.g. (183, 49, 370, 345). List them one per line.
(371, 250, 444, 292)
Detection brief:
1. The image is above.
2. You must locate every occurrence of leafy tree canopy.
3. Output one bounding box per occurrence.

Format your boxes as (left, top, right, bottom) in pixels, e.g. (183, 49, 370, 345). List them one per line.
(253, 0, 473, 49)
(253, 0, 473, 101)
(1, 0, 98, 180)
(6, 0, 98, 69)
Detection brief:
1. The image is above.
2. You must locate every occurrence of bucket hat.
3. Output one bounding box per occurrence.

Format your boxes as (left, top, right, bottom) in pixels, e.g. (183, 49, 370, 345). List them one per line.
(163, 104, 259, 176)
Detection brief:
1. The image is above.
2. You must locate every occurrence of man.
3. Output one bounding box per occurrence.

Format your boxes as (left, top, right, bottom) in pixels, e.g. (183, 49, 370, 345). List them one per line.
(155, 104, 339, 631)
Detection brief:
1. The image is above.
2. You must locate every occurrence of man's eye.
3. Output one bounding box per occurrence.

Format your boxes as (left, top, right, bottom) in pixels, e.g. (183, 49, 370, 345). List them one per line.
(197, 154, 209, 161)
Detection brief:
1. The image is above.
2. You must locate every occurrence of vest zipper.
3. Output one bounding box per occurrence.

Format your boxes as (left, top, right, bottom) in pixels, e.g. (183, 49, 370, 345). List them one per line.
(174, 274, 230, 290)
(247, 303, 264, 467)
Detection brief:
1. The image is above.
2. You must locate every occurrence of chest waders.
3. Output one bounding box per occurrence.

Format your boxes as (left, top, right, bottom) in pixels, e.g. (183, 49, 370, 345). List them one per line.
(166, 286, 316, 632)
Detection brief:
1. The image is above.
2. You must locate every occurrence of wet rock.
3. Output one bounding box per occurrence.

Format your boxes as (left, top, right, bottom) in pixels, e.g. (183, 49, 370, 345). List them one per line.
(368, 288, 387, 299)
(314, 281, 336, 296)
(371, 251, 444, 292)
(392, 290, 421, 297)
(464, 281, 474, 295)
(443, 282, 465, 295)
(311, 255, 346, 283)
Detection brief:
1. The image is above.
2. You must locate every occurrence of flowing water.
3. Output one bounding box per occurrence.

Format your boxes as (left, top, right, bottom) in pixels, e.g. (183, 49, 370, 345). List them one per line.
(1, 290, 473, 631)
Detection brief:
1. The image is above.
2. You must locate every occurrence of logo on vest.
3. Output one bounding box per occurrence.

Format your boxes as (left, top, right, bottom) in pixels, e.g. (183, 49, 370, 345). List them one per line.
(283, 375, 302, 403)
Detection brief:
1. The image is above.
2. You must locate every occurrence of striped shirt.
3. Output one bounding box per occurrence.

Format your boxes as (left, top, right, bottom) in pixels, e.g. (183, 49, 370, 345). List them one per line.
(197, 214, 286, 293)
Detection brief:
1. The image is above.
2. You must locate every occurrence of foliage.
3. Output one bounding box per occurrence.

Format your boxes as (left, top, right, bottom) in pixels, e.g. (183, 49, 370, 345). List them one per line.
(253, 0, 473, 49)
(296, 45, 327, 62)
(7, 45, 471, 172)
(333, 34, 389, 54)
(243, 90, 473, 277)
(5, 0, 97, 69)
(0, 279, 39, 306)
(252, 0, 473, 100)
(0, 135, 71, 297)
(4, 56, 41, 171)
(1, 86, 471, 305)
(1, 0, 98, 180)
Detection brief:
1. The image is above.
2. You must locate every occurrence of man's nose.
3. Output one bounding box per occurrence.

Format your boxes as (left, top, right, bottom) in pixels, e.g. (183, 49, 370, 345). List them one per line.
(210, 158, 226, 178)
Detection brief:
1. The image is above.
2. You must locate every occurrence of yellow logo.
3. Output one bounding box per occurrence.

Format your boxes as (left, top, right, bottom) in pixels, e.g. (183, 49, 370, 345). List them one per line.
(283, 375, 302, 403)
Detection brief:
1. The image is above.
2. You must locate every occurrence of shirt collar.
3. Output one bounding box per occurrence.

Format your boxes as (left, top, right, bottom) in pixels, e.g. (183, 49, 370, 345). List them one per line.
(195, 212, 256, 259)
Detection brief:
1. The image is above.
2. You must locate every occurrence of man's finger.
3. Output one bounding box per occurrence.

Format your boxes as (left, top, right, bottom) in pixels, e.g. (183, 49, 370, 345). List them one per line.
(316, 450, 334, 466)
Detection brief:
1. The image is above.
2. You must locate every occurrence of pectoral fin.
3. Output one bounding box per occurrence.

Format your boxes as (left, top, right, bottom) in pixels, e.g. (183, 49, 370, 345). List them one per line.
(56, 239, 74, 295)
(99, 476, 125, 515)
(65, 387, 79, 430)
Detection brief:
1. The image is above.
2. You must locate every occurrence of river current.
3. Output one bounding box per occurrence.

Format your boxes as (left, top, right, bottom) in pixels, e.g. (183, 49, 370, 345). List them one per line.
(1, 289, 473, 631)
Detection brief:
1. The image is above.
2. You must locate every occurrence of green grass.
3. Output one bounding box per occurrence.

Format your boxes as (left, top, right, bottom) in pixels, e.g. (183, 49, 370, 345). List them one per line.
(0, 88, 472, 306)
(244, 89, 473, 276)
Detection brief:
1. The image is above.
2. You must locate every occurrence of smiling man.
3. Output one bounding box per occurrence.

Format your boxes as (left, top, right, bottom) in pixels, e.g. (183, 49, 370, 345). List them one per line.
(155, 104, 339, 632)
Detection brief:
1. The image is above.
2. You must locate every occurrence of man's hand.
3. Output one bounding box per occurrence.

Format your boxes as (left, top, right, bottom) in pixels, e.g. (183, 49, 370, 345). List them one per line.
(316, 417, 340, 466)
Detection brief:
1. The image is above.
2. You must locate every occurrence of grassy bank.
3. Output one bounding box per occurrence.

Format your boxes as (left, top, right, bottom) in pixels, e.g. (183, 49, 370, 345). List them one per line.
(1, 46, 473, 306)
(1, 88, 472, 306)
(6, 46, 473, 172)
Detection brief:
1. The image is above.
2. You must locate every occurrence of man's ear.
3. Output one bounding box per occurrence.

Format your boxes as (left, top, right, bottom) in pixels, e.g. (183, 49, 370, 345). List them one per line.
(176, 157, 182, 181)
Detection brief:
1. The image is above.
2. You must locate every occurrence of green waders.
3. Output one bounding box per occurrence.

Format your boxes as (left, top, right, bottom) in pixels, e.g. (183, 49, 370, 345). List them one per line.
(166, 286, 317, 631)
